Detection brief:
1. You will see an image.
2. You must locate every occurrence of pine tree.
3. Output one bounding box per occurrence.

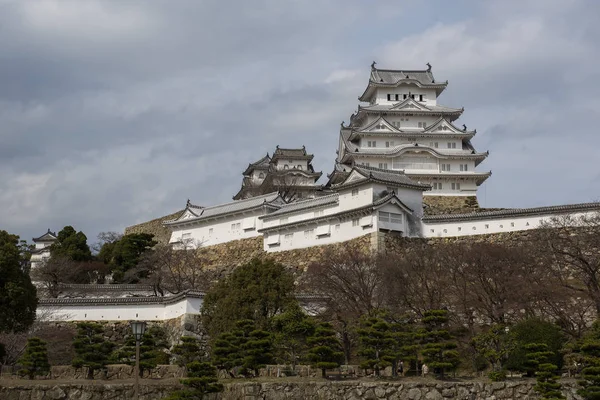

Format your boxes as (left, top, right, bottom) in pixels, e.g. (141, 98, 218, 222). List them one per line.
(420, 309, 460, 378)
(388, 316, 419, 377)
(307, 322, 344, 378)
(577, 321, 600, 400)
(172, 336, 204, 368)
(165, 361, 223, 400)
(357, 315, 394, 376)
(525, 343, 564, 400)
(112, 326, 169, 377)
(272, 302, 315, 370)
(18, 337, 50, 379)
(472, 324, 516, 381)
(212, 319, 273, 377)
(72, 322, 115, 379)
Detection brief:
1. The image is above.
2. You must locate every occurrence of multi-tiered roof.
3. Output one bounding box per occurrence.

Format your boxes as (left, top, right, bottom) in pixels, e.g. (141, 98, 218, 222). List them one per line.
(330, 62, 491, 196)
(234, 146, 322, 201)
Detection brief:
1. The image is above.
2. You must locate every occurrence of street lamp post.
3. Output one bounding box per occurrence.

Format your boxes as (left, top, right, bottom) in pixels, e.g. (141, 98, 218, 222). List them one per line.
(130, 321, 147, 400)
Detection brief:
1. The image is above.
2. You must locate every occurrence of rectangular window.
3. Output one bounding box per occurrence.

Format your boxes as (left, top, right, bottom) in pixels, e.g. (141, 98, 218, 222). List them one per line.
(352, 219, 359, 227)
(419, 94, 424, 101)
(386, 141, 394, 148)
(378, 163, 388, 169)
(182, 233, 191, 240)
(452, 183, 461, 190)
(208, 228, 213, 235)
(363, 162, 370, 167)
(367, 140, 377, 148)
(447, 142, 457, 149)
(387, 94, 391, 101)
(403, 94, 407, 100)
(460, 164, 464, 171)
(352, 188, 359, 196)
(378, 211, 390, 222)
(284, 233, 293, 239)
(390, 213, 403, 224)
(395, 94, 399, 101)
(335, 224, 340, 231)
(418, 122, 422, 128)
(456, 183, 461, 190)
(441, 164, 450, 172)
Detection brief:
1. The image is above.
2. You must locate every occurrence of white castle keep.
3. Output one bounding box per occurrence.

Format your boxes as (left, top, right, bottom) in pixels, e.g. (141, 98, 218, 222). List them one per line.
(162, 63, 600, 251)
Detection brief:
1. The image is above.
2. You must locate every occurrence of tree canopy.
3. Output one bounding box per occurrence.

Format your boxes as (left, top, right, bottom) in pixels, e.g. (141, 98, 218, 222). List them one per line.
(98, 233, 157, 282)
(201, 258, 295, 337)
(50, 226, 92, 262)
(0, 230, 37, 334)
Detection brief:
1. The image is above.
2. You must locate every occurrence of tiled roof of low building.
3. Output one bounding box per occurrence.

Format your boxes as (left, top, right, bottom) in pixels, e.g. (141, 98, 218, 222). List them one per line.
(423, 202, 600, 223)
(165, 192, 282, 225)
(261, 194, 340, 219)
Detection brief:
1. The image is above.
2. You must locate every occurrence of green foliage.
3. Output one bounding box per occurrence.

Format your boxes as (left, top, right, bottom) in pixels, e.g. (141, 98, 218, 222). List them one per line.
(472, 324, 516, 380)
(576, 320, 600, 400)
(172, 336, 204, 367)
(357, 315, 394, 376)
(272, 302, 316, 369)
(525, 343, 564, 399)
(0, 230, 37, 334)
(202, 258, 295, 337)
(505, 318, 565, 375)
(212, 319, 273, 377)
(18, 337, 50, 379)
(50, 226, 92, 262)
(112, 326, 169, 376)
(98, 233, 157, 282)
(419, 309, 460, 378)
(72, 322, 116, 379)
(166, 361, 223, 400)
(307, 322, 344, 378)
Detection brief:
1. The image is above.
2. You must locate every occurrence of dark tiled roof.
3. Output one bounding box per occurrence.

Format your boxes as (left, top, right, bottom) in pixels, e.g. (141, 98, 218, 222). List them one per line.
(39, 290, 205, 306)
(33, 229, 57, 242)
(165, 192, 282, 225)
(423, 202, 600, 223)
(272, 146, 314, 161)
(261, 194, 340, 219)
(350, 165, 431, 191)
(242, 154, 271, 175)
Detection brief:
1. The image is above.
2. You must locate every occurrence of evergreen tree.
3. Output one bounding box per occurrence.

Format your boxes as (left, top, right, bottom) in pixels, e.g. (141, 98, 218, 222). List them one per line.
(525, 343, 564, 400)
(72, 322, 116, 379)
(272, 302, 316, 370)
(0, 230, 37, 334)
(577, 321, 600, 400)
(166, 361, 223, 400)
(211, 319, 272, 377)
(112, 326, 169, 377)
(307, 322, 344, 378)
(472, 324, 517, 381)
(50, 226, 92, 262)
(172, 336, 204, 368)
(420, 309, 460, 378)
(98, 233, 157, 282)
(202, 258, 295, 337)
(357, 315, 394, 376)
(387, 315, 419, 377)
(18, 337, 50, 379)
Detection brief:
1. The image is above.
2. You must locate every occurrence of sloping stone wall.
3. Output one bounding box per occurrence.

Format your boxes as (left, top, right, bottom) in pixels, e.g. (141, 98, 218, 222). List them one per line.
(124, 209, 183, 244)
(198, 234, 374, 276)
(0, 380, 583, 400)
(423, 195, 480, 215)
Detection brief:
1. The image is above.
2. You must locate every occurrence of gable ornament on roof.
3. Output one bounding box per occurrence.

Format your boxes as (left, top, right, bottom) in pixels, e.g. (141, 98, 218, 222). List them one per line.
(371, 61, 377, 70)
(426, 62, 432, 72)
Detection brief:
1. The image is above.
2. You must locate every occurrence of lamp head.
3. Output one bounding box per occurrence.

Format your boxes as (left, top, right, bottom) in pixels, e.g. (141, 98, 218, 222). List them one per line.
(130, 321, 147, 342)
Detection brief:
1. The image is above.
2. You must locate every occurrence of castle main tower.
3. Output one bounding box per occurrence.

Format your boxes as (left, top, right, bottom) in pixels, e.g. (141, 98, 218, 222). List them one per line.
(330, 62, 490, 211)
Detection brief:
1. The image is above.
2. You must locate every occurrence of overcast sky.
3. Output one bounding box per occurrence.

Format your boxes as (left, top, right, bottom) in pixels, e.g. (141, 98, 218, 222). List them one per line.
(1, 0, 599, 245)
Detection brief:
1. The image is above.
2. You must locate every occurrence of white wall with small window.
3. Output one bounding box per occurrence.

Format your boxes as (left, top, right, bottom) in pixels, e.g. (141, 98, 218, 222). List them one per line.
(168, 211, 265, 249)
(422, 211, 596, 238)
(375, 203, 409, 234)
(374, 87, 438, 106)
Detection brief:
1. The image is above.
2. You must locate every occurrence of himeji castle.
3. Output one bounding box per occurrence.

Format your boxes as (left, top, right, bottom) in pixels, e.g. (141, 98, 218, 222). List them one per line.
(330, 62, 491, 196)
(154, 63, 600, 251)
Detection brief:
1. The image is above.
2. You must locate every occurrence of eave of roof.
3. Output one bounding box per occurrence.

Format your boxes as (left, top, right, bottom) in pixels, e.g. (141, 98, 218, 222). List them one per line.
(260, 193, 340, 220)
(258, 193, 412, 233)
(423, 202, 600, 223)
(406, 171, 492, 186)
(334, 165, 431, 191)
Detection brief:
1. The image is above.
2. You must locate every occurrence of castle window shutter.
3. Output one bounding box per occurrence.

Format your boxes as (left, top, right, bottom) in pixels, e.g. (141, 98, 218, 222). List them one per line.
(316, 225, 330, 236)
(266, 234, 280, 245)
(242, 217, 255, 230)
(360, 215, 373, 227)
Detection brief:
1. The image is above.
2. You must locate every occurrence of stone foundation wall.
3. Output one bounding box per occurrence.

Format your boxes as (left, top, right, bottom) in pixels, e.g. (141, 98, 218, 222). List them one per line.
(124, 209, 183, 244)
(198, 234, 374, 276)
(423, 195, 480, 215)
(0, 380, 583, 400)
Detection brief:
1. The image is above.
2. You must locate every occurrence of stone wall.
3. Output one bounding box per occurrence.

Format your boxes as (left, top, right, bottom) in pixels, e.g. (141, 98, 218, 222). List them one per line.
(198, 233, 374, 276)
(124, 209, 183, 244)
(0, 380, 583, 400)
(423, 195, 480, 215)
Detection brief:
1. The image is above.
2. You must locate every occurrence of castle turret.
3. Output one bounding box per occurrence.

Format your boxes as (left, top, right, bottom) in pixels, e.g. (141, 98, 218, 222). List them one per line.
(331, 63, 491, 204)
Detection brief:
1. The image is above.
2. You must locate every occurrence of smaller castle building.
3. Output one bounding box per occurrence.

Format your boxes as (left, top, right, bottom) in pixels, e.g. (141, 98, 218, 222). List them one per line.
(30, 229, 57, 271)
(233, 146, 322, 201)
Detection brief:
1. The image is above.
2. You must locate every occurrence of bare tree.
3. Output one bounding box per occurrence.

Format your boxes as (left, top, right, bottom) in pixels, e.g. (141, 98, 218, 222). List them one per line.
(133, 241, 211, 296)
(31, 257, 109, 297)
(537, 212, 600, 314)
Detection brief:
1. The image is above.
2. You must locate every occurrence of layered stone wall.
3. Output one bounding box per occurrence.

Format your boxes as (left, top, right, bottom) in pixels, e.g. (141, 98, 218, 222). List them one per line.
(0, 380, 583, 400)
(124, 209, 183, 244)
(423, 195, 480, 215)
